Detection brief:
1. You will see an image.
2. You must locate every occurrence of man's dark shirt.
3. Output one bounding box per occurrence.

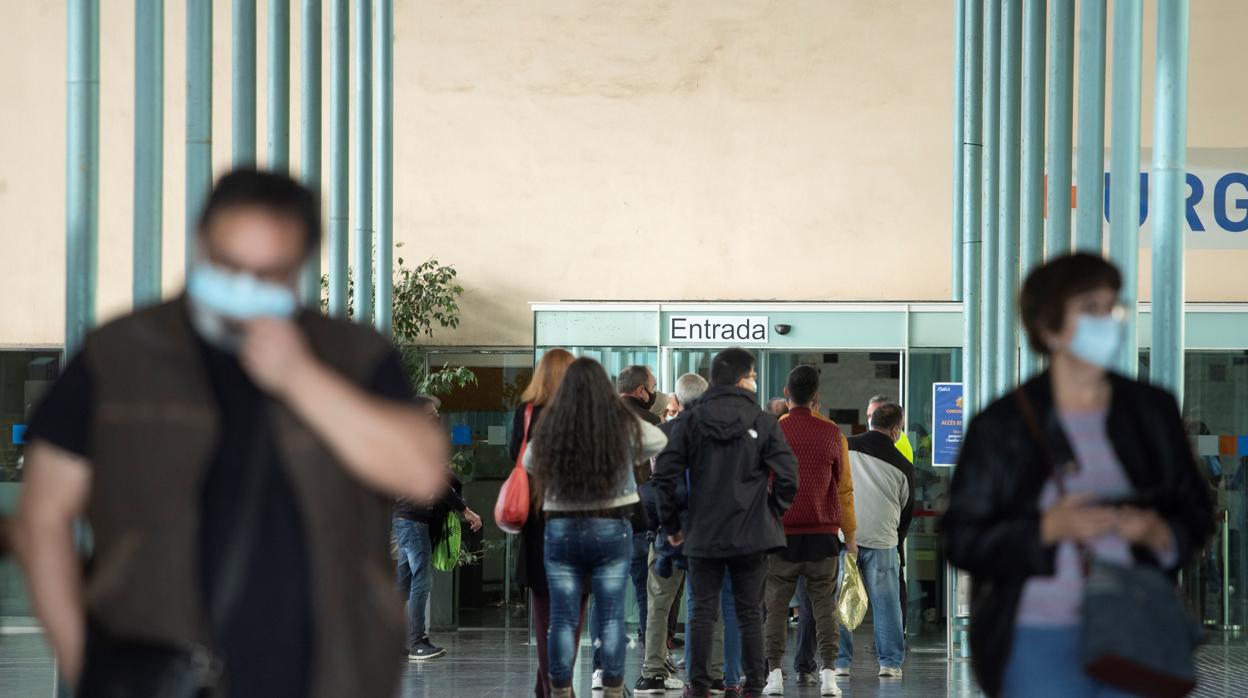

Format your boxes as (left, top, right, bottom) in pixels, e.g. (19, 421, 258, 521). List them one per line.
(27, 335, 409, 697)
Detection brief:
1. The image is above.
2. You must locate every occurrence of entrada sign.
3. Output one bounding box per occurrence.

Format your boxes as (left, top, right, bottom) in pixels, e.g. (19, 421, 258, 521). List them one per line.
(669, 316, 769, 344)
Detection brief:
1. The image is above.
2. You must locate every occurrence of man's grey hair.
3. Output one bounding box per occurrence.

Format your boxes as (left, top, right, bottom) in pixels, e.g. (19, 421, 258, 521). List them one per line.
(869, 402, 904, 432)
(868, 394, 894, 406)
(617, 365, 654, 394)
(674, 373, 709, 406)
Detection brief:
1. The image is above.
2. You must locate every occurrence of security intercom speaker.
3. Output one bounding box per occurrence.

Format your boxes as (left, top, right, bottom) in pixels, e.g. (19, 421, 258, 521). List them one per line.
(774, 324, 792, 336)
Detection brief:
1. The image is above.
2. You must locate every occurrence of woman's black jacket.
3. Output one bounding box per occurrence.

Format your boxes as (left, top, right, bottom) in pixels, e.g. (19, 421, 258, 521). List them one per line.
(941, 371, 1214, 697)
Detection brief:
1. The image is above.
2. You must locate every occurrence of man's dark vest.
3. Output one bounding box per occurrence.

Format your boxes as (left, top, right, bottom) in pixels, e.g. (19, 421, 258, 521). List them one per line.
(81, 298, 404, 698)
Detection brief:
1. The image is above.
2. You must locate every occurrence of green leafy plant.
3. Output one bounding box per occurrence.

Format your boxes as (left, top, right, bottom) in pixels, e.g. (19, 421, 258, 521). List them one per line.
(320, 246, 476, 396)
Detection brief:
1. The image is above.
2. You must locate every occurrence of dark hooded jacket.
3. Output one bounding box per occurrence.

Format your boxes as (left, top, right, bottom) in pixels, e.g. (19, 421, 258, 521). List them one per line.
(653, 386, 799, 559)
(941, 372, 1214, 697)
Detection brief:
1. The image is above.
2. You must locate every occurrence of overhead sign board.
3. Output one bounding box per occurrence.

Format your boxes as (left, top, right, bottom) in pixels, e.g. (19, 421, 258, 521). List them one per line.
(668, 315, 769, 344)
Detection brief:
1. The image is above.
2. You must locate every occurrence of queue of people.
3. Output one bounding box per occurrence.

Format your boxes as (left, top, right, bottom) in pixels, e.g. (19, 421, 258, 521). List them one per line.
(505, 343, 915, 698)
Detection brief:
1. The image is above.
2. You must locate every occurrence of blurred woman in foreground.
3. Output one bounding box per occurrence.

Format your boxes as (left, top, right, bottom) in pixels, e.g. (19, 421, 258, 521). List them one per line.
(942, 253, 1213, 697)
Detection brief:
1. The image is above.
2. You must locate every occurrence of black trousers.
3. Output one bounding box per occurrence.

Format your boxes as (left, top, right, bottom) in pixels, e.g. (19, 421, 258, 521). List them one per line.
(687, 553, 768, 694)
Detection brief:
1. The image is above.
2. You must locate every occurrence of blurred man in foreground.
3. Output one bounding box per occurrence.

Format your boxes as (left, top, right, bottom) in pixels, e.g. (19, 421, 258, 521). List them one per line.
(14, 169, 448, 697)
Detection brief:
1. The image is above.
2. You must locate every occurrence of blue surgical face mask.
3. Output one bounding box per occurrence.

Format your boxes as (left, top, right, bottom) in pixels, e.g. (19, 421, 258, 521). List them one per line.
(186, 263, 297, 351)
(187, 263, 297, 320)
(1067, 313, 1124, 370)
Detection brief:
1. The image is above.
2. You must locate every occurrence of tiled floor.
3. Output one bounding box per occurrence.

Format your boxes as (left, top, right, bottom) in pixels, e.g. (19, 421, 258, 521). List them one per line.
(2, 626, 1245, 696)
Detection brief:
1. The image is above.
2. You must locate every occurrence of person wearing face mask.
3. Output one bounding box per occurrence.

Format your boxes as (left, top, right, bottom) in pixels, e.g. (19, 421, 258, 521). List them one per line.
(614, 364, 661, 669)
(941, 253, 1214, 698)
(832, 401, 913, 680)
(13, 169, 449, 698)
(654, 348, 799, 698)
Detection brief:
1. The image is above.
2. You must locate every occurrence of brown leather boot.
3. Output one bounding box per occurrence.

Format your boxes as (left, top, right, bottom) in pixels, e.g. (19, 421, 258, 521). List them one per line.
(550, 686, 573, 698)
(602, 685, 624, 698)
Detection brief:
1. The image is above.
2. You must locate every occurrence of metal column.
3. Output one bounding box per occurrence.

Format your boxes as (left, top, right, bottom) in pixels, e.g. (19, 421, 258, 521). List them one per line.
(1045, 0, 1075, 258)
(952, 0, 965, 304)
(997, 0, 1022, 395)
(352, 0, 373, 324)
(1019, 0, 1047, 378)
(133, 0, 163, 308)
(67, 0, 99, 357)
(1109, 0, 1143, 377)
(373, 0, 393, 335)
(328, 0, 349, 317)
(186, 0, 213, 272)
(1151, 0, 1190, 399)
(267, 0, 290, 169)
(960, 0, 983, 422)
(1075, 0, 1107, 254)
(232, 0, 257, 165)
(980, 0, 1000, 407)
(300, 0, 323, 306)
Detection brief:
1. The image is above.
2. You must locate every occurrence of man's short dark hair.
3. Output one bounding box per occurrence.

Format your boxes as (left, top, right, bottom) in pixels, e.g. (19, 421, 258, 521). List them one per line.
(869, 402, 904, 432)
(412, 395, 440, 411)
(617, 365, 653, 394)
(710, 348, 756, 387)
(1020, 253, 1122, 355)
(197, 167, 322, 253)
(786, 365, 820, 406)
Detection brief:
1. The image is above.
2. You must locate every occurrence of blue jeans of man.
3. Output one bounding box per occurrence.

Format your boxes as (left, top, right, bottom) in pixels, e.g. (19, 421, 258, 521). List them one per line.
(836, 547, 905, 670)
(684, 573, 743, 687)
(545, 517, 632, 688)
(394, 518, 432, 649)
(794, 577, 818, 674)
(630, 530, 651, 641)
(1003, 626, 1135, 697)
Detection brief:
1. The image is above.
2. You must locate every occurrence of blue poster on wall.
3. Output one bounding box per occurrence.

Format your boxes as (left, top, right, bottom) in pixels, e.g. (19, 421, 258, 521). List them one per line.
(932, 382, 963, 467)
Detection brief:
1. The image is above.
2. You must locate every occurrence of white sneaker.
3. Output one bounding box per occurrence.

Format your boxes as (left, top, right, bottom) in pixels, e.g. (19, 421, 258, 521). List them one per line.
(833, 667, 851, 677)
(664, 674, 684, 691)
(879, 666, 903, 679)
(763, 668, 785, 695)
(820, 669, 842, 696)
(592, 669, 604, 690)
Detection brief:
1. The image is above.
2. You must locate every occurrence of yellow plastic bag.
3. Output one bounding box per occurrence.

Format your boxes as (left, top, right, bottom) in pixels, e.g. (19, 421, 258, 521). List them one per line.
(837, 553, 869, 631)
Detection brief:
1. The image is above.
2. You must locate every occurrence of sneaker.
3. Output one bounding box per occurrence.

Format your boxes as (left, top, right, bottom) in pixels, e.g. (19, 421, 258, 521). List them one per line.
(878, 667, 903, 679)
(795, 672, 818, 687)
(833, 667, 851, 677)
(723, 688, 741, 698)
(684, 687, 711, 698)
(667, 675, 686, 691)
(407, 638, 446, 660)
(819, 669, 842, 696)
(593, 669, 605, 690)
(634, 676, 668, 695)
(763, 668, 785, 695)
(710, 678, 725, 694)
(670, 635, 686, 648)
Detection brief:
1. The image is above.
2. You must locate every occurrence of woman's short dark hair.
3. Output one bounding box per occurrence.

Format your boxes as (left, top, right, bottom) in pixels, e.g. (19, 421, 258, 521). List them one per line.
(711, 348, 756, 387)
(197, 167, 322, 252)
(1019, 253, 1122, 355)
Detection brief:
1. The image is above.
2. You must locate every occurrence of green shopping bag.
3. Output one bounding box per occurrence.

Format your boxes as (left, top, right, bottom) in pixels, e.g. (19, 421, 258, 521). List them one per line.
(432, 512, 462, 571)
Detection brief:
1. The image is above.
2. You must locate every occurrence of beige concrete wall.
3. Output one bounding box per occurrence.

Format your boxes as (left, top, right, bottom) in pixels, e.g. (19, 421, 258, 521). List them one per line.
(2, 0, 1247, 348)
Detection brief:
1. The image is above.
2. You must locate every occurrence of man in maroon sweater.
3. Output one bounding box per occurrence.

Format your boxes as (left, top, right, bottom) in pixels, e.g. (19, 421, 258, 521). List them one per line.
(762, 365, 857, 697)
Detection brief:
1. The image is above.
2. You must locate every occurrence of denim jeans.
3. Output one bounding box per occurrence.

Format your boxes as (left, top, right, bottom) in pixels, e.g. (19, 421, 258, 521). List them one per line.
(394, 518, 432, 648)
(688, 554, 767, 694)
(1003, 626, 1136, 697)
(544, 517, 632, 688)
(630, 530, 651, 641)
(794, 576, 817, 674)
(836, 547, 905, 670)
(684, 574, 743, 687)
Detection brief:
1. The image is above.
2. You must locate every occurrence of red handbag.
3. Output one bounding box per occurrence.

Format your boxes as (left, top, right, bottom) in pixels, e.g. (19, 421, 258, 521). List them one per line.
(494, 404, 533, 533)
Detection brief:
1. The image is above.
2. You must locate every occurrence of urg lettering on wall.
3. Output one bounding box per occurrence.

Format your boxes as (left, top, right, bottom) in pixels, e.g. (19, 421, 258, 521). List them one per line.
(669, 316, 769, 344)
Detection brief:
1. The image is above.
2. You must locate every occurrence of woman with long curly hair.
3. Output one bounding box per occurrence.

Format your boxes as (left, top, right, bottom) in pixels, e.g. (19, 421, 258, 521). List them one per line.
(509, 348, 576, 698)
(524, 358, 667, 698)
